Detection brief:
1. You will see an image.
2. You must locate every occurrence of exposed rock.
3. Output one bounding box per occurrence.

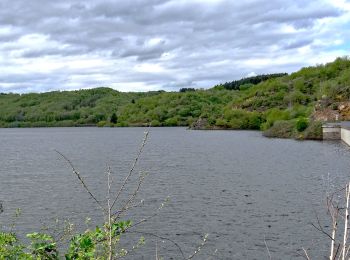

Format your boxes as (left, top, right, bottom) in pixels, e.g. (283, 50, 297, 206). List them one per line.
(312, 109, 340, 122)
(315, 97, 332, 110)
(338, 102, 350, 120)
(190, 118, 208, 130)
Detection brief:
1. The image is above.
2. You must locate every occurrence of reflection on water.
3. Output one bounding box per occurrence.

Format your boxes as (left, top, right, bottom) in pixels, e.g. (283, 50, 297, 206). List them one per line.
(1, 127, 350, 259)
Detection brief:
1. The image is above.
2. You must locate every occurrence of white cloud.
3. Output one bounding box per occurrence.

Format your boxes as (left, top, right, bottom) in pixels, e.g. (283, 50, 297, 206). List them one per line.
(246, 72, 257, 77)
(0, 0, 348, 92)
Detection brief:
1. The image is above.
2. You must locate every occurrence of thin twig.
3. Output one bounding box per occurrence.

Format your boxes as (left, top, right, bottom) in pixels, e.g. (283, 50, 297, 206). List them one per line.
(55, 150, 106, 213)
(341, 181, 350, 260)
(344, 243, 350, 259)
(113, 172, 148, 218)
(264, 235, 272, 260)
(107, 166, 113, 260)
(310, 222, 334, 241)
(205, 249, 218, 260)
(156, 241, 159, 260)
(187, 234, 209, 259)
(125, 197, 169, 231)
(333, 243, 341, 260)
(113, 200, 145, 217)
(302, 247, 311, 260)
(111, 131, 149, 210)
(328, 197, 339, 260)
(128, 230, 186, 259)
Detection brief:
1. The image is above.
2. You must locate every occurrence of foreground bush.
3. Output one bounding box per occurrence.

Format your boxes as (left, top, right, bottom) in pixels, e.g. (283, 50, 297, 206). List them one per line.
(0, 220, 134, 259)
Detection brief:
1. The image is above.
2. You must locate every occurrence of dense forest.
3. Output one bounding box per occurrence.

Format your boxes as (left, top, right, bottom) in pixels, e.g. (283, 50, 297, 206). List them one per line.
(213, 73, 288, 90)
(1, 57, 350, 139)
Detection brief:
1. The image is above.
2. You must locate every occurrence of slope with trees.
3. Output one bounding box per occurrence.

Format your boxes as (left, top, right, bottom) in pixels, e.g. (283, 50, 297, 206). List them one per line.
(0, 57, 349, 139)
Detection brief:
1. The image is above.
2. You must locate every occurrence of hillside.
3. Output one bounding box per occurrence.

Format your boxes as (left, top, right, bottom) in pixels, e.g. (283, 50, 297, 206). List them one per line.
(0, 57, 349, 139)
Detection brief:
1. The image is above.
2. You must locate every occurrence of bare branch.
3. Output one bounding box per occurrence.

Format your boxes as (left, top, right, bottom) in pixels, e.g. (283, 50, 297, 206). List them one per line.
(128, 230, 186, 259)
(264, 235, 272, 260)
(156, 241, 160, 260)
(187, 234, 209, 259)
(107, 166, 113, 260)
(112, 172, 148, 218)
(341, 181, 350, 260)
(111, 131, 149, 210)
(333, 243, 341, 260)
(126, 197, 169, 230)
(310, 222, 334, 241)
(302, 247, 311, 260)
(55, 149, 106, 213)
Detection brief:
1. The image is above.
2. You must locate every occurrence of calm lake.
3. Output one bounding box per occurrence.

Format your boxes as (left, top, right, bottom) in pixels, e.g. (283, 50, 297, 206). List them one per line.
(1, 127, 350, 259)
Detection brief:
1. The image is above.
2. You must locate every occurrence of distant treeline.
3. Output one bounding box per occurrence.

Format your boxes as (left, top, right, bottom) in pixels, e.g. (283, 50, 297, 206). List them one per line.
(0, 57, 350, 141)
(179, 88, 196, 92)
(215, 73, 288, 90)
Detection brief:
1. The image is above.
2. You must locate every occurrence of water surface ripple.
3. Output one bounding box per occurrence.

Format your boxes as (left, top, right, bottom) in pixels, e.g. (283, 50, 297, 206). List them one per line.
(1, 127, 350, 259)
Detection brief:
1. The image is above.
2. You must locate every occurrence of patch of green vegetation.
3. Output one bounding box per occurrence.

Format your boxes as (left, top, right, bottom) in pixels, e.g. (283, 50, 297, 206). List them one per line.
(263, 120, 296, 138)
(0, 57, 349, 140)
(303, 121, 323, 140)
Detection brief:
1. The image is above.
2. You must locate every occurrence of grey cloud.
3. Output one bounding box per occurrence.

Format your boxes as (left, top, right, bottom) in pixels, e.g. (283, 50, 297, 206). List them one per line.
(0, 0, 347, 93)
(161, 80, 195, 91)
(116, 39, 172, 61)
(283, 39, 314, 50)
(0, 71, 68, 84)
(0, 34, 20, 43)
(20, 47, 82, 58)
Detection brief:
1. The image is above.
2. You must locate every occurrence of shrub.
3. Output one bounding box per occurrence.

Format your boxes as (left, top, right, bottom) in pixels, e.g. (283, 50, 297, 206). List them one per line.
(164, 117, 178, 126)
(110, 113, 118, 124)
(116, 121, 129, 127)
(97, 121, 107, 127)
(303, 121, 323, 140)
(262, 108, 291, 130)
(289, 105, 312, 118)
(246, 113, 264, 130)
(227, 118, 242, 129)
(296, 118, 309, 132)
(263, 120, 295, 138)
(215, 118, 227, 128)
(150, 119, 160, 127)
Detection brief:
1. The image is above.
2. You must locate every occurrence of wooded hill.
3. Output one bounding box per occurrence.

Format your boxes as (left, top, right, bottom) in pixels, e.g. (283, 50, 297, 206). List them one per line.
(1, 57, 349, 139)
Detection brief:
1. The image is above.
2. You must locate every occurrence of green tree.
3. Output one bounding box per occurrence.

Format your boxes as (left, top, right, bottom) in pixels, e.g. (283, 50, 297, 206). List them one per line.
(110, 113, 118, 124)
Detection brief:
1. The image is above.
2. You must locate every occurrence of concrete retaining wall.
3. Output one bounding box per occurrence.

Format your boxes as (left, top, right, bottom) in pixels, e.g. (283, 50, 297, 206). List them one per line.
(341, 127, 350, 146)
(322, 125, 341, 140)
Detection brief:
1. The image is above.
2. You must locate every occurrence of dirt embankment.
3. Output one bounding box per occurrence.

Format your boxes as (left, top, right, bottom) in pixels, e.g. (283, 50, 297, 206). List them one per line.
(312, 100, 350, 122)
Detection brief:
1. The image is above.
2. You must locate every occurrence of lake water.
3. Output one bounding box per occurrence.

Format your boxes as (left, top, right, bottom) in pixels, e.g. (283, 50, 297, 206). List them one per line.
(1, 127, 350, 259)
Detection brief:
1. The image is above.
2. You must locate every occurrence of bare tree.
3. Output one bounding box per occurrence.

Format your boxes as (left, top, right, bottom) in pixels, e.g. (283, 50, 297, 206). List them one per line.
(57, 130, 209, 259)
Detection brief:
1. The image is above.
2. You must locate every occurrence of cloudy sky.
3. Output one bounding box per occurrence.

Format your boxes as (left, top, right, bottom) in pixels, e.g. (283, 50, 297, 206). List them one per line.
(0, 0, 349, 93)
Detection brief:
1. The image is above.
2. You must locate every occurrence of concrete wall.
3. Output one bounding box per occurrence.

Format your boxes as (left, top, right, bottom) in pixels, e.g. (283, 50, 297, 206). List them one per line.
(341, 127, 350, 146)
(322, 126, 341, 140)
(322, 123, 350, 146)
